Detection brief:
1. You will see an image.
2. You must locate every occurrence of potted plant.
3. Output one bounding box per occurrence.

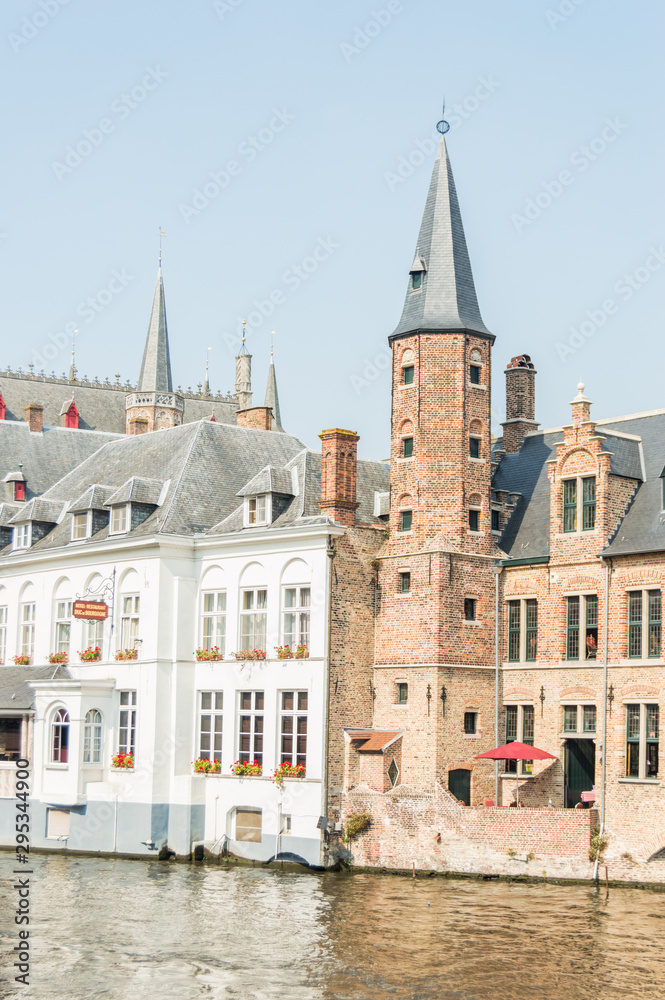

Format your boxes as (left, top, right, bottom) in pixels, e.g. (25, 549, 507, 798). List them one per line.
(12, 655, 31, 666)
(272, 761, 306, 788)
(195, 646, 224, 661)
(116, 649, 138, 661)
(111, 752, 134, 769)
(79, 646, 102, 662)
(193, 757, 221, 774)
(274, 645, 294, 659)
(48, 652, 68, 664)
(234, 649, 267, 661)
(295, 645, 309, 660)
(230, 759, 262, 777)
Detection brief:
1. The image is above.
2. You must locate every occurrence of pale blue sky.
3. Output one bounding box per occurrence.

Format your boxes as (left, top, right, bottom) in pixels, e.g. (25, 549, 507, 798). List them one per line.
(1, 0, 663, 457)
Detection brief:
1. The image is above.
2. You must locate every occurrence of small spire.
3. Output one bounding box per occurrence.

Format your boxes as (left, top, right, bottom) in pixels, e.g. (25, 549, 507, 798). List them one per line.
(264, 332, 283, 431)
(204, 347, 211, 395)
(69, 328, 78, 382)
(137, 264, 174, 392)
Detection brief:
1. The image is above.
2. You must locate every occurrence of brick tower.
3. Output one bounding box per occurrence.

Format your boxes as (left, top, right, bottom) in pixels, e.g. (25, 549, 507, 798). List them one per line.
(368, 132, 498, 803)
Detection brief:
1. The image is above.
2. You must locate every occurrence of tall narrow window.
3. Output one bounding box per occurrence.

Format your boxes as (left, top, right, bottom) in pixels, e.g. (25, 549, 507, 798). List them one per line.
(505, 704, 534, 774)
(20, 603, 35, 659)
(247, 496, 268, 526)
(86, 618, 104, 651)
(109, 506, 128, 534)
(280, 691, 308, 769)
(464, 598, 477, 622)
(526, 599, 538, 661)
(469, 509, 480, 532)
(13, 524, 31, 549)
(626, 704, 659, 779)
(0, 606, 7, 664)
(396, 682, 408, 705)
(51, 708, 70, 764)
(469, 436, 481, 459)
(399, 572, 411, 594)
(464, 711, 478, 735)
(55, 601, 72, 655)
(240, 589, 267, 651)
(83, 710, 102, 764)
(582, 477, 596, 530)
(629, 590, 662, 659)
(469, 364, 481, 385)
(629, 591, 643, 658)
(491, 509, 501, 532)
(120, 596, 140, 650)
(399, 509, 412, 532)
(202, 592, 226, 653)
(402, 365, 414, 385)
(283, 586, 310, 649)
(566, 595, 598, 660)
(199, 691, 223, 764)
(411, 271, 422, 290)
(508, 601, 520, 662)
(402, 436, 414, 459)
(563, 480, 577, 532)
(118, 691, 137, 756)
(71, 513, 90, 541)
(238, 691, 264, 767)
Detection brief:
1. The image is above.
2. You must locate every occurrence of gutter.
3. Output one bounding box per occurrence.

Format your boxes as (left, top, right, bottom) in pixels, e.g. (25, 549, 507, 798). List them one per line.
(594, 555, 611, 882)
(497, 555, 550, 568)
(320, 534, 335, 865)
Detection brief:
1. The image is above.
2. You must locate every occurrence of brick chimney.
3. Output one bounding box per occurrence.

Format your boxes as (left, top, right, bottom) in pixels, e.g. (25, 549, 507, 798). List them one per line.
(24, 403, 43, 433)
(319, 428, 359, 526)
(501, 355, 538, 453)
(128, 416, 149, 436)
(236, 406, 272, 431)
(570, 381, 592, 427)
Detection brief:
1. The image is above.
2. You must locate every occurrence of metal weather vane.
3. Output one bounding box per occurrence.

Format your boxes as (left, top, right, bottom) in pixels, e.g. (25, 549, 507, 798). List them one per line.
(436, 98, 450, 135)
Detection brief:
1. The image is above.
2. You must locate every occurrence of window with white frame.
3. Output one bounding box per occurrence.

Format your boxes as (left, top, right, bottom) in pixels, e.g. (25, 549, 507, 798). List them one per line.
(507, 599, 538, 662)
(199, 691, 223, 763)
(238, 691, 264, 766)
(50, 708, 70, 764)
(20, 603, 35, 659)
(246, 495, 269, 527)
(202, 592, 226, 653)
(626, 703, 659, 779)
(83, 709, 103, 764)
(562, 703, 597, 735)
(279, 691, 308, 769)
(13, 524, 31, 549)
(71, 512, 91, 541)
(120, 595, 140, 649)
(628, 590, 662, 659)
(54, 601, 72, 655)
(505, 703, 534, 774)
(566, 594, 598, 660)
(118, 691, 137, 756)
(282, 586, 310, 650)
(109, 505, 129, 534)
(240, 589, 267, 651)
(46, 808, 70, 840)
(0, 606, 7, 664)
(85, 617, 105, 650)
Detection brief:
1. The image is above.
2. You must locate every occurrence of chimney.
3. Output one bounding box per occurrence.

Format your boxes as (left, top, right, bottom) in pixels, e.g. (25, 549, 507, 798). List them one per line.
(501, 355, 538, 453)
(570, 381, 592, 427)
(128, 416, 149, 436)
(236, 406, 272, 431)
(318, 428, 359, 527)
(24, 403, 43, 433)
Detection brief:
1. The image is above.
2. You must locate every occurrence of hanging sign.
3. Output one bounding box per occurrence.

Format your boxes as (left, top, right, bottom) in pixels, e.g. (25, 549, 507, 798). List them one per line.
(73, 600, 108, 621)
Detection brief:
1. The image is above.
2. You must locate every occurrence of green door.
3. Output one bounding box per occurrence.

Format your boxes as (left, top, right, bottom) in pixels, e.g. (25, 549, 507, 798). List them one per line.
(448, 769, 471, 806)
(565, 739, 595, 808)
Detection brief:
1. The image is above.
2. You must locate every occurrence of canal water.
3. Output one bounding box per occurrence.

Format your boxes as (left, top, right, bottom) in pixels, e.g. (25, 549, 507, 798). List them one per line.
(1, 855, 664, 999)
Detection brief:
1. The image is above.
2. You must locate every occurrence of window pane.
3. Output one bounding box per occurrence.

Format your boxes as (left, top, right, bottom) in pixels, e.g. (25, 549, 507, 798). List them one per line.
(649, 591, 661, 658)
(583, 705, 597, 733)
(505, 705, 518, 742)
(564, 706, 577, 733)
(647, 704, 659, 739)
(627, 705, 641, 739)
(403, 437, 414, 459)
(403, 366, 414, 385)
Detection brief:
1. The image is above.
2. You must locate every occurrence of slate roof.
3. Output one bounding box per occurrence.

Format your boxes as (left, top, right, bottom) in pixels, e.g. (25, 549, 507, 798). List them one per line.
(0, 503, 21, 527)
(494, 411, 665, 561)
(137, 266, 173, 393)
(0, 666, 70, 711)
(104, 477, 164, 506)
(69, 485, 114, 513)
(7, 498, 64, 525)
(391, 135, 491, 339)
(237, 466, 294, 497)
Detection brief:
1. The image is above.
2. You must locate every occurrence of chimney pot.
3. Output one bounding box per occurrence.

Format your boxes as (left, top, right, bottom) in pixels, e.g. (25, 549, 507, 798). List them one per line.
(24, 403, 43, 433)
(501, 355, 538, 453)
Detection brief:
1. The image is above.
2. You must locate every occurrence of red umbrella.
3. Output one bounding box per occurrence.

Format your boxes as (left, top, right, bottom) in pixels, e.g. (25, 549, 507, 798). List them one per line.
(475, 742, 557, 806)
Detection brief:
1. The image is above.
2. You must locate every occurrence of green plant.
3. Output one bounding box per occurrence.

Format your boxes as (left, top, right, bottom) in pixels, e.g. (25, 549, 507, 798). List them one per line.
(195, 646, 224, 661)
(230, 759, 262, 776)
(507, 848, 518, 859)
(274, 645, 294, 659)
(234, 649, 267, 661)
(116, 649, 138, 661)
(48, 652, 69, 664)
(295, 645, 309, 659)
(621, 852, 636, 864)
(193, 757, 221, 773)
(78, 646, 102, 661)
(589, 825, 609, 863)
(112, 752, 134, 769)
(342, 810, 372, 842)
(12, 655, 31, 666)
(272, 761, 305, 788)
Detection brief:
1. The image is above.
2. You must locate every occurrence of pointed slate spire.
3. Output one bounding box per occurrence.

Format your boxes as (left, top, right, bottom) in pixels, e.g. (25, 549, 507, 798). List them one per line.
(137, 266, 173, 392)
(264, 340, 283, 431)
(391, 135, 490, 339)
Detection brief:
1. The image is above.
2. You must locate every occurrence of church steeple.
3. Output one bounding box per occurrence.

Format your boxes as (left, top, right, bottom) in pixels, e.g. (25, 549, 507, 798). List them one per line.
(137, 265, 173, 392)
(391, 134, 490, 340)
(264, 336, 283, 431)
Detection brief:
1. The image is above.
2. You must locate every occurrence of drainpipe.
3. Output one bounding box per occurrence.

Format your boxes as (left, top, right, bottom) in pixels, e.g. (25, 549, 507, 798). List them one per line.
(494, 564, 502, 805)
(320, 535, 335, 863)
(594, 556, 611, 882)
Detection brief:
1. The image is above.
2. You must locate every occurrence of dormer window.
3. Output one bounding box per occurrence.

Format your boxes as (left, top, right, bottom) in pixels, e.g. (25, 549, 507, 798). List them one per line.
(14, 482, 25, 502)
(246, 495, 269, 527)
(71, 512, 91, 541)
(411, 271, 422, 290)
(109, 505, 129, 535)
(13, 524, 31, 549)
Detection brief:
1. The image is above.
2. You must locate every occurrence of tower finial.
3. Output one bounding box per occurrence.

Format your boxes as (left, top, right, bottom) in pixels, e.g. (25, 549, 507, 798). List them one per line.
(69, 328, 78, 382)
(204, 347, 211, 395)
(436, 97, 450, 135)
(239, 319, 249, 355)
(158, 227, 166, 265)
(270, 330, 274, 360)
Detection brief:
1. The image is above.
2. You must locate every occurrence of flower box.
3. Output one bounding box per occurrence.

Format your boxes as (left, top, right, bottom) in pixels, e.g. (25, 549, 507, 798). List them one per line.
(195, 647, 224, 661)
(193, 757, 221, 774)
(234, 650, 267, 661)
(78, 647, 102, 662)
(116, 649, 138, 661)
(12, 655, 31, 666)
(230, 760, 262, 777)
(111, 752, 134, 769)
(48, 652, 69, 664)
(272, 762, 306, 788)
(295, 646, 309, 660)
(275, 645, 294, 659)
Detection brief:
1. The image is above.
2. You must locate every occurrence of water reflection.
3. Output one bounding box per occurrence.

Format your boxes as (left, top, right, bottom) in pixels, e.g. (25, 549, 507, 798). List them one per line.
(1, 855, 664, 999)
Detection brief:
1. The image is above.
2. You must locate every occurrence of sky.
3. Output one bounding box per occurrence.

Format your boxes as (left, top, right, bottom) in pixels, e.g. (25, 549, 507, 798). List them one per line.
(0, 0, 663, 458)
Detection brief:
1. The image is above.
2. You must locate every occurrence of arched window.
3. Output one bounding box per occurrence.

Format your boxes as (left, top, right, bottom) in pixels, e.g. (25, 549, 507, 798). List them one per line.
(401, 349, 415, 386)
(468, 494, 482, 533)
(83, 710, 102, 764)
(51, 708, 70, 763)
(469, 348, 483, 385)
(469, 419, 483, 459)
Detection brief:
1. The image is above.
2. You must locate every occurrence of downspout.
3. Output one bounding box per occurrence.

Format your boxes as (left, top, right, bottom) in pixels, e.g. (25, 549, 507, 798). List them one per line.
(320, 534, 335, 864)
(594, 555, 611, 882)
(494, 564, 502, 804)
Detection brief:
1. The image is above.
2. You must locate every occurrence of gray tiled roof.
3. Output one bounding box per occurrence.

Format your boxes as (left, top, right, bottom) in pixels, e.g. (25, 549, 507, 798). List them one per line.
(237, 466, 294, 497)
(0, 665, 70, 710)
(104, 477, 164, 506)
(391, 136, 491, 339)
(7, 498, 64, 525)
(69, 485, 114, 513)
(0, 503, 21, 527)
(137, 266, 173, 393)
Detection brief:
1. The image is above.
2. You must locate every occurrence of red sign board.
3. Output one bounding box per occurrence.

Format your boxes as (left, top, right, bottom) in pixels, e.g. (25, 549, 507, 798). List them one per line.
(73, 600, 108, 621)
